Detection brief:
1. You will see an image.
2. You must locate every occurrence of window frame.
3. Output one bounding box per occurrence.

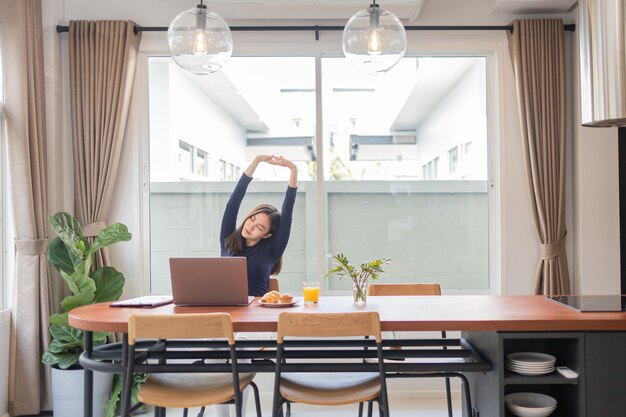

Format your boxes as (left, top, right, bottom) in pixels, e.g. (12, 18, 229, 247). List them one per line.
(136, 30, 504, 296)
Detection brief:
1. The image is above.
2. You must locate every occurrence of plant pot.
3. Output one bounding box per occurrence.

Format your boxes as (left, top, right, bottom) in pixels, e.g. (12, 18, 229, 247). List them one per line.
(51, 366, 113, 417)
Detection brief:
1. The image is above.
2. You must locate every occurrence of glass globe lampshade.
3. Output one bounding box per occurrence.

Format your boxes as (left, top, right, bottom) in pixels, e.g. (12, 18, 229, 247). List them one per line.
(167, 2, 233, 75)
(342, 3, 407, 74)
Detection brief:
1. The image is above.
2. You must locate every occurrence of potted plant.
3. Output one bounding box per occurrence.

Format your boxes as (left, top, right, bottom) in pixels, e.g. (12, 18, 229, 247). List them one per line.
(42, 211, 131, 417)
(326, 253, 391, 305)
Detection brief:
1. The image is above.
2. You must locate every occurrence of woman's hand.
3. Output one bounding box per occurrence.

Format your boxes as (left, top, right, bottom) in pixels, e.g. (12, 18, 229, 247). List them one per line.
(269, 156, 298, 188)
(268, 156, 297, 171)
(246, 155, 298, 187)
(245, 155, 276, 177)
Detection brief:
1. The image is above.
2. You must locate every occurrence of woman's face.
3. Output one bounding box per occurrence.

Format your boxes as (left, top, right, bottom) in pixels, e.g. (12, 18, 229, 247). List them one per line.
(242, 212, 272, 243)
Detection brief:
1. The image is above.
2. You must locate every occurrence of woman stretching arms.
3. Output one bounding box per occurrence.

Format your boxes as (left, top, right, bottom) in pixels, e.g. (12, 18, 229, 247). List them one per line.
(220, 155, 298, 296)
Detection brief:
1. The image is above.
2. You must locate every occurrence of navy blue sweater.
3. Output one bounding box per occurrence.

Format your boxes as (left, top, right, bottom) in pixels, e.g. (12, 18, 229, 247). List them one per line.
(220, 174, 297, 296)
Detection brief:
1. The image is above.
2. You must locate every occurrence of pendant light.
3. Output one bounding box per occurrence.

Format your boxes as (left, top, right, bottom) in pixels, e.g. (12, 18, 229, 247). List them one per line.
(342, 0, 407, 74)
(167, 0, 233, 75)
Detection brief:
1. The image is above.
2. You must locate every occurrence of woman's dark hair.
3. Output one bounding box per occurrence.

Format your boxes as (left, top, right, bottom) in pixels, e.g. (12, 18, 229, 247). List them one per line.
(223, 204, 283, 275)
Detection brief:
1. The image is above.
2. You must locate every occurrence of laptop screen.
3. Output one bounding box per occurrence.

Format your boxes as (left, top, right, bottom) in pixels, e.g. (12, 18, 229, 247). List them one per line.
(169, 257, 253, 306)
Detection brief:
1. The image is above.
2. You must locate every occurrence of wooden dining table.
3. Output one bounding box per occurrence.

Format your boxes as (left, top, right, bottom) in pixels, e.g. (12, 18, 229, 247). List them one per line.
(68, 295, 626, 417)
(69, 294, 626, 334)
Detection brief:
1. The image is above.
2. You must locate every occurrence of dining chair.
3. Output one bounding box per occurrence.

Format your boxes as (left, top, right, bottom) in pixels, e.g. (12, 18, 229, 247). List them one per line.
(122, 313, 262, 417)
(268, 276, 280, 292)
(367, 283, 459, 417)
(272, 311, 389, 417)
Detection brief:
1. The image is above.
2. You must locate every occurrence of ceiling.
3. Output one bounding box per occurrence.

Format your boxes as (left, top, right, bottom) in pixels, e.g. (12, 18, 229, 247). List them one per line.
(201, 0, 577, 14)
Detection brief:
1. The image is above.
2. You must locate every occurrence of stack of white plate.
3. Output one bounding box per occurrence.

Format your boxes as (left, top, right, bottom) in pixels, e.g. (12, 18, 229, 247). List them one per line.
(506, 352, 556, 376)
(505, 392, 557, 417)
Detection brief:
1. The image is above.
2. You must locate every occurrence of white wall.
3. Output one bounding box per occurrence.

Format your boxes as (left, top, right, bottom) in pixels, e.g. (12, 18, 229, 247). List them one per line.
(416, 61, 488, 180)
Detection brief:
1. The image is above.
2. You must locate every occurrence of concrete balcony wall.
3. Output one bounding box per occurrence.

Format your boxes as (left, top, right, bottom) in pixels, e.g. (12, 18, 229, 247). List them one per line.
(149, 180, 488, 294)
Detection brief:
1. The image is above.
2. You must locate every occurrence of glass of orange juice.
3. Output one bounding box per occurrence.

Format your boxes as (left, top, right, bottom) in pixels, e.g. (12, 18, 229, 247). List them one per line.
(303, 281, 320, 305)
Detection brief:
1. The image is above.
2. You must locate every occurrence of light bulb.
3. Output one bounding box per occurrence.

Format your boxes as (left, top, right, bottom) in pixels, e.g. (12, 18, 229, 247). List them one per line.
(167, 2, 233, 74)
(342, 2, 406, 74)
(368, 30, 382, 55)
(193, 30, 207, 54)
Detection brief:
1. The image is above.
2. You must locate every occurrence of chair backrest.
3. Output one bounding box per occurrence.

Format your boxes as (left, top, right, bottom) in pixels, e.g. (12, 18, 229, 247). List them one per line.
(367, 283, 442, 296)
(268, 276, 280, 292)
(277, 311, 381, 343)
(128, 313, 235, 346)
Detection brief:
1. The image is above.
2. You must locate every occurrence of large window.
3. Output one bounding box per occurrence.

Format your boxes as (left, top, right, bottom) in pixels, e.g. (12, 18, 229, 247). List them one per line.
(148, 54, 489, 295)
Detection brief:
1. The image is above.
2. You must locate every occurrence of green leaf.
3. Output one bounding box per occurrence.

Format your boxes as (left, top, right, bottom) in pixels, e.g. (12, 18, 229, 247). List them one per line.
(93, 331, 109, 344)
(50, 324, 83, 344)
(326, 253, 391, 282)
(48, 312, 69, 327)
(49, 337, 82, 353)
(91, 223, 132, 254)
(61, 289, 96, 312)
(48, 212, 84, 262)
(92, 267, 125, 303)
(106, 375, 122, 417)
(131, 373, 148, 404)
(42, 351, 62, 365)
(48, 237, 76, 275)
(60, 270, 92, 296)
(58, 352, 81, 369)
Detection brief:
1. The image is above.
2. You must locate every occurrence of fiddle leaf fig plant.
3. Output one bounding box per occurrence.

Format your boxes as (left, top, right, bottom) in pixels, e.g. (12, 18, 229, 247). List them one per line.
(42, 211, 132, 369)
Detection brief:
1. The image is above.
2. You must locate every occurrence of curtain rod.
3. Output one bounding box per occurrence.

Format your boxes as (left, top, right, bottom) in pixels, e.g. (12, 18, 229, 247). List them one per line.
(56, 23, 576, 40)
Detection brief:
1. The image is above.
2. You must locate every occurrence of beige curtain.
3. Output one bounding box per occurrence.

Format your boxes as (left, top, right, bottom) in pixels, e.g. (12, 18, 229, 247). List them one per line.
(0, 0, 52, 414)
(69, 20, 141, 254)
(508, 19, 570, 295)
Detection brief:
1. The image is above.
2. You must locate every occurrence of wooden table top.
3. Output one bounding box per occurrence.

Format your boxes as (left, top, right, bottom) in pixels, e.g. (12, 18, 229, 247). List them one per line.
(68, 295, 626, 333)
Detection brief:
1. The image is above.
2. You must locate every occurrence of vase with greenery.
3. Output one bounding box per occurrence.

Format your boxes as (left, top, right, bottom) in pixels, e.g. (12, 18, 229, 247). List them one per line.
(326, 253, 391, 305)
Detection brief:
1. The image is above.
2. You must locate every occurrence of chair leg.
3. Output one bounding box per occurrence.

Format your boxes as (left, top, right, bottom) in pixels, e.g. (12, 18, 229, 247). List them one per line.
(286, 402, 291, 417)
(183, 408, 189, 417)
(458, 374, 472, 417)
(367, 401, 374, 417)
(377, 399, 389, 417)
(358, 402, 364, 417)
(250, 382, 262, 417)
(273, 398, 285, 417)
(445, 377, 453, 417)
(197, 406, 206, 417)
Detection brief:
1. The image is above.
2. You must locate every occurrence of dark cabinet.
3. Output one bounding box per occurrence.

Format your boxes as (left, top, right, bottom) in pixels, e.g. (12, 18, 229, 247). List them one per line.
(463, 332, 584, 417)
(583, 332, 626, 416)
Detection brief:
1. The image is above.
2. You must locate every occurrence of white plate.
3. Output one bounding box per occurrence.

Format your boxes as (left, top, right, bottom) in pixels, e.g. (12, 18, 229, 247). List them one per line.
(505, 392, 557, 417)
(507, 368, 554, 376)
(508, 362, 556, 369)
(507, 361, 556, 369)
(506, 362, 554, 371)
(258, 299, 299, 308)
(507, 352, 556, 365)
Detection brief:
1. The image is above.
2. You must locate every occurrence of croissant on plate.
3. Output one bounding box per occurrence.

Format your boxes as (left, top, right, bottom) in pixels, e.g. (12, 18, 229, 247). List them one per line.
(261, 290, 293, 304)
(261, 291, 281, 303)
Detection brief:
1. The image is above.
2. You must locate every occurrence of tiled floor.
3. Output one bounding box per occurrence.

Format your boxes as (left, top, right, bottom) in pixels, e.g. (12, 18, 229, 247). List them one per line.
(144, 397, 461, 417)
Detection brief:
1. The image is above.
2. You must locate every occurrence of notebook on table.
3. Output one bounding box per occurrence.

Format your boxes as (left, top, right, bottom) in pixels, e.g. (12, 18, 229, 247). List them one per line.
(110, 295, 173, 308)
(169, 257, 254, 306)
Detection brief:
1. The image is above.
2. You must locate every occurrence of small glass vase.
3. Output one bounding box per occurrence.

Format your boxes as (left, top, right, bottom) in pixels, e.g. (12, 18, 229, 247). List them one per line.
(353, 281, 368, 305)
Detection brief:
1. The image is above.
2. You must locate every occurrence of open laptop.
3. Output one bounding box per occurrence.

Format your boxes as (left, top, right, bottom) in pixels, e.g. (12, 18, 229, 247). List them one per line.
(169, 257, 254, 306)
